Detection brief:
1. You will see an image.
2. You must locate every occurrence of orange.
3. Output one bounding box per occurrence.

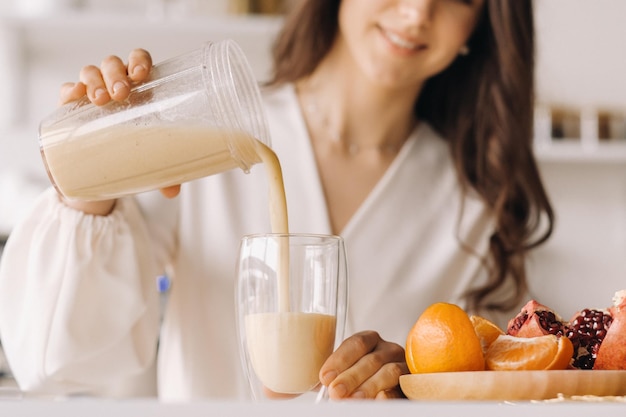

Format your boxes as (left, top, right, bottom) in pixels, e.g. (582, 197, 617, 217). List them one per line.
(405, 302, 485, 374)
(485, 334, 574, 371)
(470, 315, 505, 353)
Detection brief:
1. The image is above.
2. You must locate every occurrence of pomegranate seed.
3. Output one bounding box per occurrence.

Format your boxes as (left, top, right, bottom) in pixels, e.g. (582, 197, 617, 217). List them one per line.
(567, 309, 613, 369)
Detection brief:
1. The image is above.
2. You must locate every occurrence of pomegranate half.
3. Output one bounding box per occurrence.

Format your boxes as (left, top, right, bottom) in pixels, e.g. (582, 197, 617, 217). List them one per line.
(506, 290, 625, 370)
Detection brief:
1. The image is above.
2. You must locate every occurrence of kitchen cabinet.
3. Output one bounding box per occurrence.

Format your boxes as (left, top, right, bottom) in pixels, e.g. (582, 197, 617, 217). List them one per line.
(533, 106, 626, 164)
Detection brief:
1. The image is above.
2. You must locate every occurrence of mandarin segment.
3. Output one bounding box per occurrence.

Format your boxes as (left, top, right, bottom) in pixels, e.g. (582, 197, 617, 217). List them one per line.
(485, 334, 573, 371)
(545, 336, 574, 370)
(470, 315, 505, 353)
(405, 302, 485, 374)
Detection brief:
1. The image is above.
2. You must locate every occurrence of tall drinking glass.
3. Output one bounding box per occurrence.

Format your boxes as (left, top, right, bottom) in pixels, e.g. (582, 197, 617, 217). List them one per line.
(235, 233, 348, 402)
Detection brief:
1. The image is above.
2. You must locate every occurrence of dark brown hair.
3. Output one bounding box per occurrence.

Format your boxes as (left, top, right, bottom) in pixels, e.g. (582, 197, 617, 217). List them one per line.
(268, 0, 554, 313)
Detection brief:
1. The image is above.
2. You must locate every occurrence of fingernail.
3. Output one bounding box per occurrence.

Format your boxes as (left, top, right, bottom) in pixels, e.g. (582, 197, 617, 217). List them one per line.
(320, 371, 337, 385)
(350, 390, 366, 399)
(329, 383, 347, 398)
(94, 88, 106, 99)
(112, 81, 128, 95)
(132, 65, 146, 77)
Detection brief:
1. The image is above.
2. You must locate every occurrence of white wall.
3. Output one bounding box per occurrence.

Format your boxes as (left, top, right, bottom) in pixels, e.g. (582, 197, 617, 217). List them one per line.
(528, 161, 626, 318)
(529, 0, 626, 316)
(535, 0, 626, 110)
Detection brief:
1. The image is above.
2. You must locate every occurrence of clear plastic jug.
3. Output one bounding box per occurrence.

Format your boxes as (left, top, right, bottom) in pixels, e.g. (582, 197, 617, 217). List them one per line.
(39, 39, 270, 201)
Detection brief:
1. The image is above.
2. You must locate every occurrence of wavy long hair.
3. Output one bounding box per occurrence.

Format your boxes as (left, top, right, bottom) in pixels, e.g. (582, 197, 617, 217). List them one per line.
(267, 0, 554, 312)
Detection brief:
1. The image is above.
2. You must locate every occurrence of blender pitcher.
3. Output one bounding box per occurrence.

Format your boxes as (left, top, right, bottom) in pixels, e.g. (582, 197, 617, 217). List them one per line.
(38, 39, 270, 201)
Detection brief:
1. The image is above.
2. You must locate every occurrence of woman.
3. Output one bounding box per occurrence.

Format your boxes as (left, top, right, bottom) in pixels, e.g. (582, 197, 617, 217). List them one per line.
(0, 0, 553, 401)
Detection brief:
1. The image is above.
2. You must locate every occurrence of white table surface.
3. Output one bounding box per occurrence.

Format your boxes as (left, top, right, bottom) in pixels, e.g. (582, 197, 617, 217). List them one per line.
(0, 397, 623, 417)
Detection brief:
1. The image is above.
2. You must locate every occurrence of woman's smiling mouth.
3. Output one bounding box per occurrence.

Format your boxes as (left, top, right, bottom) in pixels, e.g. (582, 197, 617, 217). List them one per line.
(380, 27, 426, 52)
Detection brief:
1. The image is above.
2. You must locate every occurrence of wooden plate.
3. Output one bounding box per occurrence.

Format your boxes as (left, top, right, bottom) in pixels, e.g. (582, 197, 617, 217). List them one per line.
(399, 370, 626, 401)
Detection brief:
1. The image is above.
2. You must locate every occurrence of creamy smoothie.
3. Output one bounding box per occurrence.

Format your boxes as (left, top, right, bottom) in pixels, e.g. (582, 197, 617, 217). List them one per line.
(254, 141, 291, 311)
(245, 312, 336, 394)
(40, 123, 261, 201)
(248, 143, 339, 395)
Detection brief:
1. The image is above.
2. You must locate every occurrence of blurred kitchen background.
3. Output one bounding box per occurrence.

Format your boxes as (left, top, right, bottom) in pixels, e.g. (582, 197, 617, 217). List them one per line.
(1, 0, 626, 384)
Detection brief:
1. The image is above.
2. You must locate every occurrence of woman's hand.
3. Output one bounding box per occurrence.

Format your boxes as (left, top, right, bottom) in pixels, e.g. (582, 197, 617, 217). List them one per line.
(57, 49, 181, 213)
(319, 330, 409, 400)
(59, 48, 152, 107)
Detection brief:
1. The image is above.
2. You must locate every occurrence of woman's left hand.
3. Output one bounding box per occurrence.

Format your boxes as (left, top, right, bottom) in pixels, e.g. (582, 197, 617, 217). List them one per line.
(319, 330, 409, 400)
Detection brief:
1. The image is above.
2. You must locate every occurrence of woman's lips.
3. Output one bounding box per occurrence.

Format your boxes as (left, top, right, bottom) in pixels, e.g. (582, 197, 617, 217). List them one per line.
(380, 27, 426, 54)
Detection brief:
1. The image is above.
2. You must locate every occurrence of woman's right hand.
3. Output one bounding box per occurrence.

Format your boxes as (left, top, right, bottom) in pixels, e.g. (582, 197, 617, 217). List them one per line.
(57, 49, 180, 214)
(59, 48, 152, 108)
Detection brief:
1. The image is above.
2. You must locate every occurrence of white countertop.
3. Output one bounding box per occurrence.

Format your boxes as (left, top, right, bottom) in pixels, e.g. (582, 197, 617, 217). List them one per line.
(0, 397, 623, 417)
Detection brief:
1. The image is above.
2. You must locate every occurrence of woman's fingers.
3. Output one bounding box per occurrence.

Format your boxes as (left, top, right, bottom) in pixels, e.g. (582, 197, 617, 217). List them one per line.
(127, 48, 152, 82)
(320, 331, 409, 400)
(71, 49, 153, 106)
(322, 335, 365, 398)
(100, 55, 131, 101)
(375, 385, 407, 400)
(320, 331, 380, 386)
(340, 360, 408, 399)
(78, 64, 110, 105)
(59, 82, 87, 105)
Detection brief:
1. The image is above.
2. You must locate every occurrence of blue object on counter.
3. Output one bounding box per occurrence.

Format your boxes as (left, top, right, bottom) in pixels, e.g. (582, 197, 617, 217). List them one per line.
(156, 274, 171, 293)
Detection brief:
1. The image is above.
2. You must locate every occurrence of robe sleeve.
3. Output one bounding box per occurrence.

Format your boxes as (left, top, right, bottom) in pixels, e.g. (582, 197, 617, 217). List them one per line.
(0, 187, 167, 396)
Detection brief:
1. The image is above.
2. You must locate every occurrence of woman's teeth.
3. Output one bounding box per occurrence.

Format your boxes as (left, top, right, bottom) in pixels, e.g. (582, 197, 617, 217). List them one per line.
(384, 30, 419, 50)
